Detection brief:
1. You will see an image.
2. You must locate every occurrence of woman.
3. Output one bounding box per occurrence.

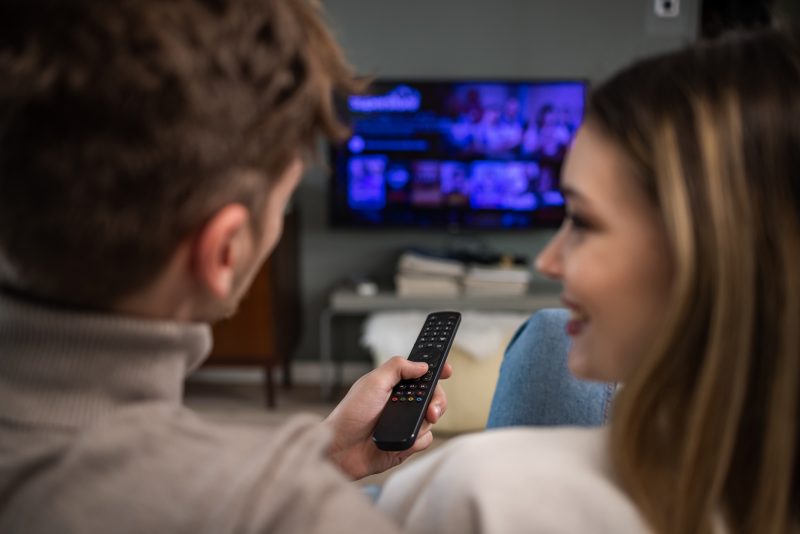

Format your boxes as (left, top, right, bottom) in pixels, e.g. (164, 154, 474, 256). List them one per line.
(378, 27, 800, 534)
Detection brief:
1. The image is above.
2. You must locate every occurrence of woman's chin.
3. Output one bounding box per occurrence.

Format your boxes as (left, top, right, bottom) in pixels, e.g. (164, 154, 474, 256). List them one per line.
(567, 348, 594, 380)
(567, 346, 615, 383)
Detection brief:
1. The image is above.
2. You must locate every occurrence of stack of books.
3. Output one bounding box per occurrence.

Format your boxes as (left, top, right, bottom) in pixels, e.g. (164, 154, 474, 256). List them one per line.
(395, 250, 466, 297)
(462, 264, 532, 296)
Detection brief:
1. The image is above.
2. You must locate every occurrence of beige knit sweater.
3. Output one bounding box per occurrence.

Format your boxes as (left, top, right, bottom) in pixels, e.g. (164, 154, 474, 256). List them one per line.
(0, 291, 400, 534)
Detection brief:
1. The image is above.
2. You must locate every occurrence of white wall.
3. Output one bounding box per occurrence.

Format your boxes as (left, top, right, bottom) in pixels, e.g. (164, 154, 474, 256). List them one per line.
(293, 0, 699, 361)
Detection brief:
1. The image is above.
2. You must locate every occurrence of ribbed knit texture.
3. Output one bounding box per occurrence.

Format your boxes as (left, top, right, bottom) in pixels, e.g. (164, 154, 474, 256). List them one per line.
(0, 291, 400, 534)
(0, 292, 211, 428)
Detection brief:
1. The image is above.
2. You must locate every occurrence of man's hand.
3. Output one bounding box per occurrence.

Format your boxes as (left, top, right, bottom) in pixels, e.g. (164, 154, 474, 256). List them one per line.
(324, 356, 452, 480)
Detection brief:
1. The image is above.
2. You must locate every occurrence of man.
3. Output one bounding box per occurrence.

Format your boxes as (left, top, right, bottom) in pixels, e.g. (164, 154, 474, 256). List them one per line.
(0, 1, 449, 532)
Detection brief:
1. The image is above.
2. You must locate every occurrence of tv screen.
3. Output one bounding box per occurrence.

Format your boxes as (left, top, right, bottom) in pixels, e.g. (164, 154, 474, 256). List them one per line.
(329, 79, 587, 230)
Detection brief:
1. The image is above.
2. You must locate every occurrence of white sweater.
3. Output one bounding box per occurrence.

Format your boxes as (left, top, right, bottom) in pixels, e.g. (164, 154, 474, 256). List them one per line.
(378, 426, 651, 534)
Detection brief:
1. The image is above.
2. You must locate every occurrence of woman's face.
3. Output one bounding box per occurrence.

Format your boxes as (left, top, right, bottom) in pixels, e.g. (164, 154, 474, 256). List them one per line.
(536, 124, 673, 382)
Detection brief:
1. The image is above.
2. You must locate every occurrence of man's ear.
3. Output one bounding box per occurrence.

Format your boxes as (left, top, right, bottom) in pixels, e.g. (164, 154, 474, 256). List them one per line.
(191, 204, 251, 299)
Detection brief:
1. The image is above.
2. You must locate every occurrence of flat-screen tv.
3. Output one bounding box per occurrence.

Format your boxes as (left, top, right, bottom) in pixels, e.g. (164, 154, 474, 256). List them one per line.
(329, 79, 587, 230)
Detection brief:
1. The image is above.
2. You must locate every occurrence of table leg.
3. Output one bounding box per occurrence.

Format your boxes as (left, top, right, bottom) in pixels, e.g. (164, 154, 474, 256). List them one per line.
(319, 307, 335, 401)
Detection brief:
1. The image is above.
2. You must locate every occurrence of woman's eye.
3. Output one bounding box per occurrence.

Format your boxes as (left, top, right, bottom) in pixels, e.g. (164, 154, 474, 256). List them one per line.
(565, 212, 592, 231)
(572, 215, 591, 230)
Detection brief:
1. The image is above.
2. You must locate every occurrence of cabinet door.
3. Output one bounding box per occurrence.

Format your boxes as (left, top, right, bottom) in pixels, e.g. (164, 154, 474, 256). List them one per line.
(204, 208, 301, 368)
(208, 261, 276, 364)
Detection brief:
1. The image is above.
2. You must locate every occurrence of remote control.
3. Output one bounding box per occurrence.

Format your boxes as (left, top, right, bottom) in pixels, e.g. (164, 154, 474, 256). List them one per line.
(372, 311, 461, 451)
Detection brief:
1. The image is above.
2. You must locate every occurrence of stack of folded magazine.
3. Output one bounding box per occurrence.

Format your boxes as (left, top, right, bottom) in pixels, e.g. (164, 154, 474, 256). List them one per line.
(462, 264, 532, 296)
(394, 250, 466, 297)
(394, 249, 533, 297)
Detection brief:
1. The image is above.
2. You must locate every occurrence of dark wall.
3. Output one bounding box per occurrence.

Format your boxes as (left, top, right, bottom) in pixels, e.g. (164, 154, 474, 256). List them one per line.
(293, 0, 700, 361)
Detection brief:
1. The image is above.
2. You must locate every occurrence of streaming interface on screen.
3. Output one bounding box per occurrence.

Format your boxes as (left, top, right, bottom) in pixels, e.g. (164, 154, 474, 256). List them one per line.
(329, 80, 587, 229)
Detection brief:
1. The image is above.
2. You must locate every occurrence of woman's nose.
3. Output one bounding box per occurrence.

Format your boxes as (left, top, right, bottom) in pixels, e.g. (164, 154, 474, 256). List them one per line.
(534, 229, 565, 281)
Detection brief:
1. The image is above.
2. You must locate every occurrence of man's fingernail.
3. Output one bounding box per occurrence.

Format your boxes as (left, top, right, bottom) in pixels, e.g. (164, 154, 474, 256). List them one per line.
(433, 404, 441, 418)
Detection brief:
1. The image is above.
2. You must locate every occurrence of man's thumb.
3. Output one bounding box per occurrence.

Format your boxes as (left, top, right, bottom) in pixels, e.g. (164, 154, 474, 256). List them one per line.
(398, 359, 429, 381)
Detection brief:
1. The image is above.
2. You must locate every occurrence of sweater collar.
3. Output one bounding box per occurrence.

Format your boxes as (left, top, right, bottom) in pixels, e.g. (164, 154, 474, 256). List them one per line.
(0, 290, 212, 428)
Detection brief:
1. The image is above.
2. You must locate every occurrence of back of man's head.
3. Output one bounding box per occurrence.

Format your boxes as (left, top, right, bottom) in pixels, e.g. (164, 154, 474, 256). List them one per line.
(0, 0, 354, 309)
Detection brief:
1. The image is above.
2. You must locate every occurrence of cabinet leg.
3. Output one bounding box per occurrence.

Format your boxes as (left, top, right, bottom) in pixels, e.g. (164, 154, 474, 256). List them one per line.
(263, 366, 276, 409)
(282, 358, 293, 388)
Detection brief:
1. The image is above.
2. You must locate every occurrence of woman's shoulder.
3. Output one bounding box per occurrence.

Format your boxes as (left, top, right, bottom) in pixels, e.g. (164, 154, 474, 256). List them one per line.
(454, 425, 610, 463)
(385, 426, 615, 498)
(379, 426, 650, 534)
(392, 426, 614, 488)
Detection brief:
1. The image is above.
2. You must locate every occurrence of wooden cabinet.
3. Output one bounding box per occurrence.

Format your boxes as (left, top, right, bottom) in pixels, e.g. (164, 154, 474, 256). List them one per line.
(203, 209, 302, 407)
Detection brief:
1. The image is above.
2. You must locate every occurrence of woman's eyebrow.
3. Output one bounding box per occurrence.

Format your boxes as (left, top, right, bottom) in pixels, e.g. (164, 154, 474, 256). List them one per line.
(560, 184, 586, 203)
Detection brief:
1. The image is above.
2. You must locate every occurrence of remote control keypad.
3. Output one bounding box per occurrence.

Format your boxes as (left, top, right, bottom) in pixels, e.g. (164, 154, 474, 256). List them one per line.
(374, 311, 461, 451)
(392, 313, 458, 405)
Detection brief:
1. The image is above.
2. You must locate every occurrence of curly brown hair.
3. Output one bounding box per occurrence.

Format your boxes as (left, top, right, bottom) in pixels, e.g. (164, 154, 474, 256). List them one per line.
(0, 0, 357, 308)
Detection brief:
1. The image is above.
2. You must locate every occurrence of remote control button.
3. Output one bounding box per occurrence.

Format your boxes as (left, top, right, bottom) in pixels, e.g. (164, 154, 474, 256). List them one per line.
(398, 384, 407, 389)
(418, 384, 428, 389)
(391, 397, 398, 402)
(416, 397, 423, 402)
(399, 397, 407, 402)
(422, 376, 432, 382)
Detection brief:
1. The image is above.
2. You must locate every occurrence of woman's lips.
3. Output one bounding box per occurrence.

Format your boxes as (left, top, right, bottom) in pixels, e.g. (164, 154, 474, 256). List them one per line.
(562, 296, 589, 337)
(566, 317, 585, 336)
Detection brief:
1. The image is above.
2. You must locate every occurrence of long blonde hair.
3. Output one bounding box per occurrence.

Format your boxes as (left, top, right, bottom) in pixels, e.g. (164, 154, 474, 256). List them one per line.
(591, 28, 800, 533)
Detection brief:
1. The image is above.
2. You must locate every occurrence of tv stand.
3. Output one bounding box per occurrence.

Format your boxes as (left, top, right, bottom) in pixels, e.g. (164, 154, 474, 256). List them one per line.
(319, 285, 561, 399)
